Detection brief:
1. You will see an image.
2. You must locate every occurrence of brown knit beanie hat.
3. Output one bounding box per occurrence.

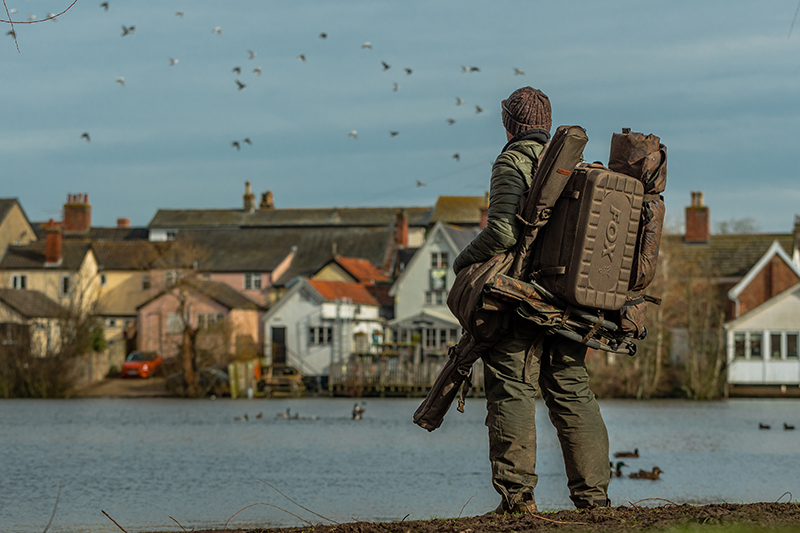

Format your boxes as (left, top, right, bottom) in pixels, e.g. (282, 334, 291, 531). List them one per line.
(502, 86, 552, 136)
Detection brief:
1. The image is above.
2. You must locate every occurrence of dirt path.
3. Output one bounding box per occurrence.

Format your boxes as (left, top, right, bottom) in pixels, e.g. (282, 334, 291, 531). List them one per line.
(187, 502, 800, 533)
(76, 377, 169, 398)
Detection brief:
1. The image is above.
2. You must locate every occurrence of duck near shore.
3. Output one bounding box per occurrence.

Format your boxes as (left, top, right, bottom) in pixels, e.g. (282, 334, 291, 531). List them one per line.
(610, 461, 627, 478)
(614, 448, 639, 458)
(629, 467, 663, 480)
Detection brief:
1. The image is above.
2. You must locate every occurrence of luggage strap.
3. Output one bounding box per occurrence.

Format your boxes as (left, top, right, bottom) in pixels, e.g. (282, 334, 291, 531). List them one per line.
(534, 266, 566, 277)
(581, 311, 605, 344)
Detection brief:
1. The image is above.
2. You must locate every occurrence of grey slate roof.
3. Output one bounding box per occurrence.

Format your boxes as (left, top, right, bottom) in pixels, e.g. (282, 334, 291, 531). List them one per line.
(32, 225, 150, 242)
(148, 206, 432, 229)
(273, 227, 395, 285)
(172, 230, 296, 272)
(0, 289, 66, 318)
(664, 233, 796, 280)
(93, 241, 172, 271)
(0, 242, 93, 271)
(442, 224, 480, 253)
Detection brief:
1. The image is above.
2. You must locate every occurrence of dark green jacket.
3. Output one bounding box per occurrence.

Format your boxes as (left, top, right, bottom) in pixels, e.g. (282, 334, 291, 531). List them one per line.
(453, 131, 548, 274)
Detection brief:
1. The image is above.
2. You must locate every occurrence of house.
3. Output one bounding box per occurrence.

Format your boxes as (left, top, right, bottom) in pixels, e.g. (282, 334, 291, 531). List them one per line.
(262, 278, 382, 376)
(136, 277, 265, 362)
(0, 289, 66, 357)
(428, 194, 488, 230)
(388, 222, 478, 355)
(0, 198, 37, 257)
(723, 241, 800, 396)
(0, 220, 100, 314)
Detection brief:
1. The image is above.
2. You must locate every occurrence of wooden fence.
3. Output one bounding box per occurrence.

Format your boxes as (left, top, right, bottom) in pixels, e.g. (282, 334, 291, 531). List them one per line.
(328, 345, 485, 397)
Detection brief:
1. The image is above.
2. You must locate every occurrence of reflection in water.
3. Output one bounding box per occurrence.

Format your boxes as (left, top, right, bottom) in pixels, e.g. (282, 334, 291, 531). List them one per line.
(0, 398, 799, 532)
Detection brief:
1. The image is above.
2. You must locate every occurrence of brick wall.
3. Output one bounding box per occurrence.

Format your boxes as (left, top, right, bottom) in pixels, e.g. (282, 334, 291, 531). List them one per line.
(736, 256, 800, 317)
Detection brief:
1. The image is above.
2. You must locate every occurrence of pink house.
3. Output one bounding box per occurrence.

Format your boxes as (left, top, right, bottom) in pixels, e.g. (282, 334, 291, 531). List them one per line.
(137, 278, 264, 362)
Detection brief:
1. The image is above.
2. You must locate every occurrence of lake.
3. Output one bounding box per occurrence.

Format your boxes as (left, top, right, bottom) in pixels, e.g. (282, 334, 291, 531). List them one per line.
(0, 397, 798, 533)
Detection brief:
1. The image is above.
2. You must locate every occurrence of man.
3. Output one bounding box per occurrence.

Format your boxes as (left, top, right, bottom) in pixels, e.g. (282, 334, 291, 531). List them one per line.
(452, 86, 610, 514)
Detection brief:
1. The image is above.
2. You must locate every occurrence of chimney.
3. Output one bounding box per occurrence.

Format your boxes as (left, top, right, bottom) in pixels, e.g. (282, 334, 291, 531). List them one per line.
(44, 219, 63, 267)
(479, 190, 489, 229)
(395, 209, 409, 248)
(63, 193, 91, 234)
(243, 181, 256, 212)
(685, 191, 710, 244)
(117, 218, 131, 229)
(259, 190, 275, 210)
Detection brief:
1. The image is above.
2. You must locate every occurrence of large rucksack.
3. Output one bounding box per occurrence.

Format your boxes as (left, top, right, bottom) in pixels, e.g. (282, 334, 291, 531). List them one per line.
(414, 127, 667, 432)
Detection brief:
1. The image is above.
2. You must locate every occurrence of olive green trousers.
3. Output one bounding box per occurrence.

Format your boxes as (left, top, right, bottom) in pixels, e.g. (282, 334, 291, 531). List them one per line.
(482, 324, 610, 509)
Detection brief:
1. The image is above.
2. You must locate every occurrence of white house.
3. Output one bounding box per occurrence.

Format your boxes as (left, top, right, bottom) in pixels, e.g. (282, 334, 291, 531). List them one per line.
(725, 241, 800, 392)
(388, 222, 477, 355)
(262, 278, 383, 376)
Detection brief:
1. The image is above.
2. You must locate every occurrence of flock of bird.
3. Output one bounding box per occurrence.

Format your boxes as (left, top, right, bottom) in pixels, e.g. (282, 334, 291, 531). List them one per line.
(32, 1, 532, 185)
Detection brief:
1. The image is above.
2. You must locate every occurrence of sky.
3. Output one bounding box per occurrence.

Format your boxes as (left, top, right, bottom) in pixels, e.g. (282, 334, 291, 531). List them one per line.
(2, 0, 799, 233)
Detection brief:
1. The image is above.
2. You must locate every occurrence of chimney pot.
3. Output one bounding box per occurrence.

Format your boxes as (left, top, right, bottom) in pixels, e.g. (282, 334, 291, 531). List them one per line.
(243, 181, 256, 212)
(685, 190, 710, 244)
(63, 192, 92, 234)
(395, 209, 409, 248)
(45, 218, 63, 266)
(117, 218, 131, 229)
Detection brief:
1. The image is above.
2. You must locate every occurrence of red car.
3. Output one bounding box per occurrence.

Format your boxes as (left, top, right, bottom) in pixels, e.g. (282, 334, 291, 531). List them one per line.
(121, 351, 163, 378)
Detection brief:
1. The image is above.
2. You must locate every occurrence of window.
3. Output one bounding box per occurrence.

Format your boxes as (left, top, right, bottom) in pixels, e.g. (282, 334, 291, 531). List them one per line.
(106, 318, 117, 328)
(788, 334, 798, 359)
(165, 270, 182, 286)
(244, 273, 262, 290)
(425, 328, 437, 348)
(309, 326, 333, 345)
(166, 312, 184, 334)
(142, 273, 151, 290)
(60, 275, 70, 296)
(733, 332, 746, 358)
(749, 333, 763, 359)
(100, 273, 107, 286)
(430, 252, 449, 269)
(198, 313, 225, 329)
(449, 329, 459, 344)
(425, 290, 446, 305)
(11, 274, 26, 289)
(771, 333, 782, 359)
(166, 230, 177, 241)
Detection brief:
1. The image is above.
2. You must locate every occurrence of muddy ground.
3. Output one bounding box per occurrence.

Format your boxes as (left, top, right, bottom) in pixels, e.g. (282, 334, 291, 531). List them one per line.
(186, 503, 800, 533)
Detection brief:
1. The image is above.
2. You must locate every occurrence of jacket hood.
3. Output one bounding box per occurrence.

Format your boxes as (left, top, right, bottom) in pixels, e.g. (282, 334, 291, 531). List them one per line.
(501, 128, 550, 154)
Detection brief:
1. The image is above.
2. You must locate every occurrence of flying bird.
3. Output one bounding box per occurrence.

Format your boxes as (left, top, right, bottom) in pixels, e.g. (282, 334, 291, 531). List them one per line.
(415, 180, 426, 187)
(348, 130, 358, 140)
(319, 32, 327, 39)
(121, 25, 135, 36)
(393, 82, 399, 92)
(8, 8, 16, 13)
(115, 77, 125, 87)
(297, 54, 306, 62)
(513, 67, 525, 76)
(175, 11, 184, 17)
(475, 105, 483, 114)
(27, 13, 36, 21)
(404, 68, 412, 75)
(455, 96, 465, 106)
(247, 49, 256, 60)
(235, 80, 246, 90)
(253, 67, 262, 75)
(389, 131, 399, 137)
(46, 13, 57, 21)
(232, 66, 241, 74)
(213, 26, 221, 35)
(446, 118, 456, 125)
(168, 57, 179, 66)
(361, 42, 372, 49)
(243, 138, 252, 146)
(461, 65, 480, 73)
(81, 133, 91, 143)
(381, 61, 391, 70)
(6, 30, 15, 38)
(100, 2, 109, 11)
(452, 153, 460, 161)
(232, 141, 240, 151)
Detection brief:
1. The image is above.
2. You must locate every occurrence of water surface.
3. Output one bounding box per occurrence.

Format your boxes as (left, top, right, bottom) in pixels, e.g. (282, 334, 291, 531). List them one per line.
(0, 398, 798, 533)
